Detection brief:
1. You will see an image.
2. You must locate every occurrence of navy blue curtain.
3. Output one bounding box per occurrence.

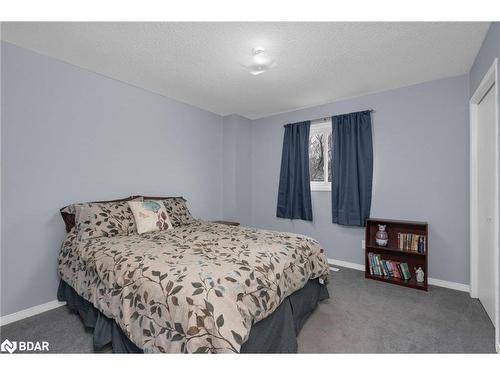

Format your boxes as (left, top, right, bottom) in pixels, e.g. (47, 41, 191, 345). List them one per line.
(276, 121, 313, 221)
(331, 111, 373, 226)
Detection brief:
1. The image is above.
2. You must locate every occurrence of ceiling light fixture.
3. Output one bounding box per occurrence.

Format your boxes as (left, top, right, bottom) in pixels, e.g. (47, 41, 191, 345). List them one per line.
(242, 47, 276, 76)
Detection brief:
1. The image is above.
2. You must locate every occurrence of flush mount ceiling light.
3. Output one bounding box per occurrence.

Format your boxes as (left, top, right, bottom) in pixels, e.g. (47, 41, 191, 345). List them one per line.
(242, 47, 276, 76)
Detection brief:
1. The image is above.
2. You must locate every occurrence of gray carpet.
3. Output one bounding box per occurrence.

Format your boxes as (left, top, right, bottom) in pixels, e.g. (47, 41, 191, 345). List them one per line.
(1, 267, 496, 353)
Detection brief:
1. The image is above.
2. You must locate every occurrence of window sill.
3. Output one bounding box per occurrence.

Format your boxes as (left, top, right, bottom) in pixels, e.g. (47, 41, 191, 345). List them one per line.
(311, 183, 331, 192)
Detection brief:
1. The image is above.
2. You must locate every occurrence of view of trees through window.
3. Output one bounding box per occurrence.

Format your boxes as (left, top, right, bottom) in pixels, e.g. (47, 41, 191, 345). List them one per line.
(309, 133, 325, 181)
(309, 125, 332, 187)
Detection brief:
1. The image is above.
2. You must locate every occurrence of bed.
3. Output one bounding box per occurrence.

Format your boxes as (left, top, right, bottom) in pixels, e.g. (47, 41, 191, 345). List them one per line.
(57, 197, 330, 353)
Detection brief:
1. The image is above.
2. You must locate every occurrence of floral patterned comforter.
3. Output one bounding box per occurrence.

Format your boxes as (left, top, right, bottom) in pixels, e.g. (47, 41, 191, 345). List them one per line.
(57, 221, 329, 353)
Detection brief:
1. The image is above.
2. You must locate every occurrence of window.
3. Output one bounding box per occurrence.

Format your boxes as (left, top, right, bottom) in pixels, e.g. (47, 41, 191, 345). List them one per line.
(309, 119, 332, 191)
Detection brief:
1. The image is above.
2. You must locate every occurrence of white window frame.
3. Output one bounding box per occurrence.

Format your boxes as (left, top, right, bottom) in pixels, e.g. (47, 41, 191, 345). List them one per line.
(309, 119, 332, 191)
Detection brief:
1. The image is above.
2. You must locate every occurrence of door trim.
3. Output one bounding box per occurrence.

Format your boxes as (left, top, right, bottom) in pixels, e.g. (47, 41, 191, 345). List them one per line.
(470, 58, 499, 352)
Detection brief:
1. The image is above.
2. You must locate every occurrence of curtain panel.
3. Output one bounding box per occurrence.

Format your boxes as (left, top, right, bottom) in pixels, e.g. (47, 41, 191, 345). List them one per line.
(276, 121, 313, 221)
(331, 110, 373, 226)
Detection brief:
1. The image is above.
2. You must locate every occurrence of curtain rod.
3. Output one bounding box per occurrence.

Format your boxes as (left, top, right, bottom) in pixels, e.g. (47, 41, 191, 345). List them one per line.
(310, 109, 375, 123)
(283, 109, 375, 127)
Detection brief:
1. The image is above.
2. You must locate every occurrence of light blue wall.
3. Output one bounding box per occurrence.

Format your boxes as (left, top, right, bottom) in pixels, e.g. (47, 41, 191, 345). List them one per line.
(1, 42, 224, 316)
(249, 75, 470, 284)
(222, 114, 252, 225)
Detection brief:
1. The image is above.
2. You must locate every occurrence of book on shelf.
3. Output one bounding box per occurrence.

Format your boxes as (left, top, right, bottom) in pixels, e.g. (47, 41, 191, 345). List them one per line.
(397, 232, 426, 254)
(367, 252, 412, 280)
(399, 262, 412, 280)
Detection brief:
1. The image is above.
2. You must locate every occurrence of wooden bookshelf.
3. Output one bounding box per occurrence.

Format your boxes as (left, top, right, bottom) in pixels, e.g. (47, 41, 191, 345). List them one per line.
(365, 218, 428, 291)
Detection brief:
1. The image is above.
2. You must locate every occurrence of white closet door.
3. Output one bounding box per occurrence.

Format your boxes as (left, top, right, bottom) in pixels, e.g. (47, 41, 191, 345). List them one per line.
(477, 83, 497, 325)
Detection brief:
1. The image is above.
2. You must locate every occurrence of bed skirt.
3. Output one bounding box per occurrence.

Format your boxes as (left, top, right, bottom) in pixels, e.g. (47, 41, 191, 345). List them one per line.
(57, 278, 329, 353)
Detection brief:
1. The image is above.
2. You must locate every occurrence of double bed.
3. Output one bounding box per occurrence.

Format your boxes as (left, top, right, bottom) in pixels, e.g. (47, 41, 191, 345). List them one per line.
(57, 197, 330, 353)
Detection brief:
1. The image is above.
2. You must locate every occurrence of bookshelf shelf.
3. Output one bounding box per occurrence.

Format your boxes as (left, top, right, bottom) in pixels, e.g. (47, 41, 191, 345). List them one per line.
(365, 274, 427, 291)
(366, 244, 426, 256)
(365, 218, 428, 291)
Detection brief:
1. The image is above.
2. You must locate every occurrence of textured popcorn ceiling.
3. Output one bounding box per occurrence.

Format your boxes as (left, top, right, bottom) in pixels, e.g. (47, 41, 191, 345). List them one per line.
(1, 22, 490, 119)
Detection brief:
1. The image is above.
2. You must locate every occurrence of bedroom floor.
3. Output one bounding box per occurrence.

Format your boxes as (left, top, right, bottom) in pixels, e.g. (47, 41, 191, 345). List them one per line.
(1, 267, 495, 353)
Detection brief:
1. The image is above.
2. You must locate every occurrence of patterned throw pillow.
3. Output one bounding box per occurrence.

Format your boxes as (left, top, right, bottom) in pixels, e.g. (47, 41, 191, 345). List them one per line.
(162, 197, 195, 227)
(60, 196, 137, 233)
(75, 198, 142, 241)
(128, 200, 173, 234)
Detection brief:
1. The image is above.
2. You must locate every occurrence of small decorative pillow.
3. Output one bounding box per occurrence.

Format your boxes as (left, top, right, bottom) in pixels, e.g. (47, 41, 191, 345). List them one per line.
(75, 197, 142, 241)
(128, 200, 173, 234)
(162, 197, 195, 227)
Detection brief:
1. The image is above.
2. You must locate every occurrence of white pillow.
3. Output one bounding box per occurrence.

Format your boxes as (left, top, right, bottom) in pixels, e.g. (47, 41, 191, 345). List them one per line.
(128, 200, 173, 235)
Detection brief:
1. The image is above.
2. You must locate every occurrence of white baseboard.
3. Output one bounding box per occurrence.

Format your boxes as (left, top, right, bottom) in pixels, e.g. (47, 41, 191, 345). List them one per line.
(327, 258, 365, 271)
(0, 300, 66, 326)
(327, 258, 470, 292)
(427, 278, 470, 292)
(0, 259, 474, 326)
